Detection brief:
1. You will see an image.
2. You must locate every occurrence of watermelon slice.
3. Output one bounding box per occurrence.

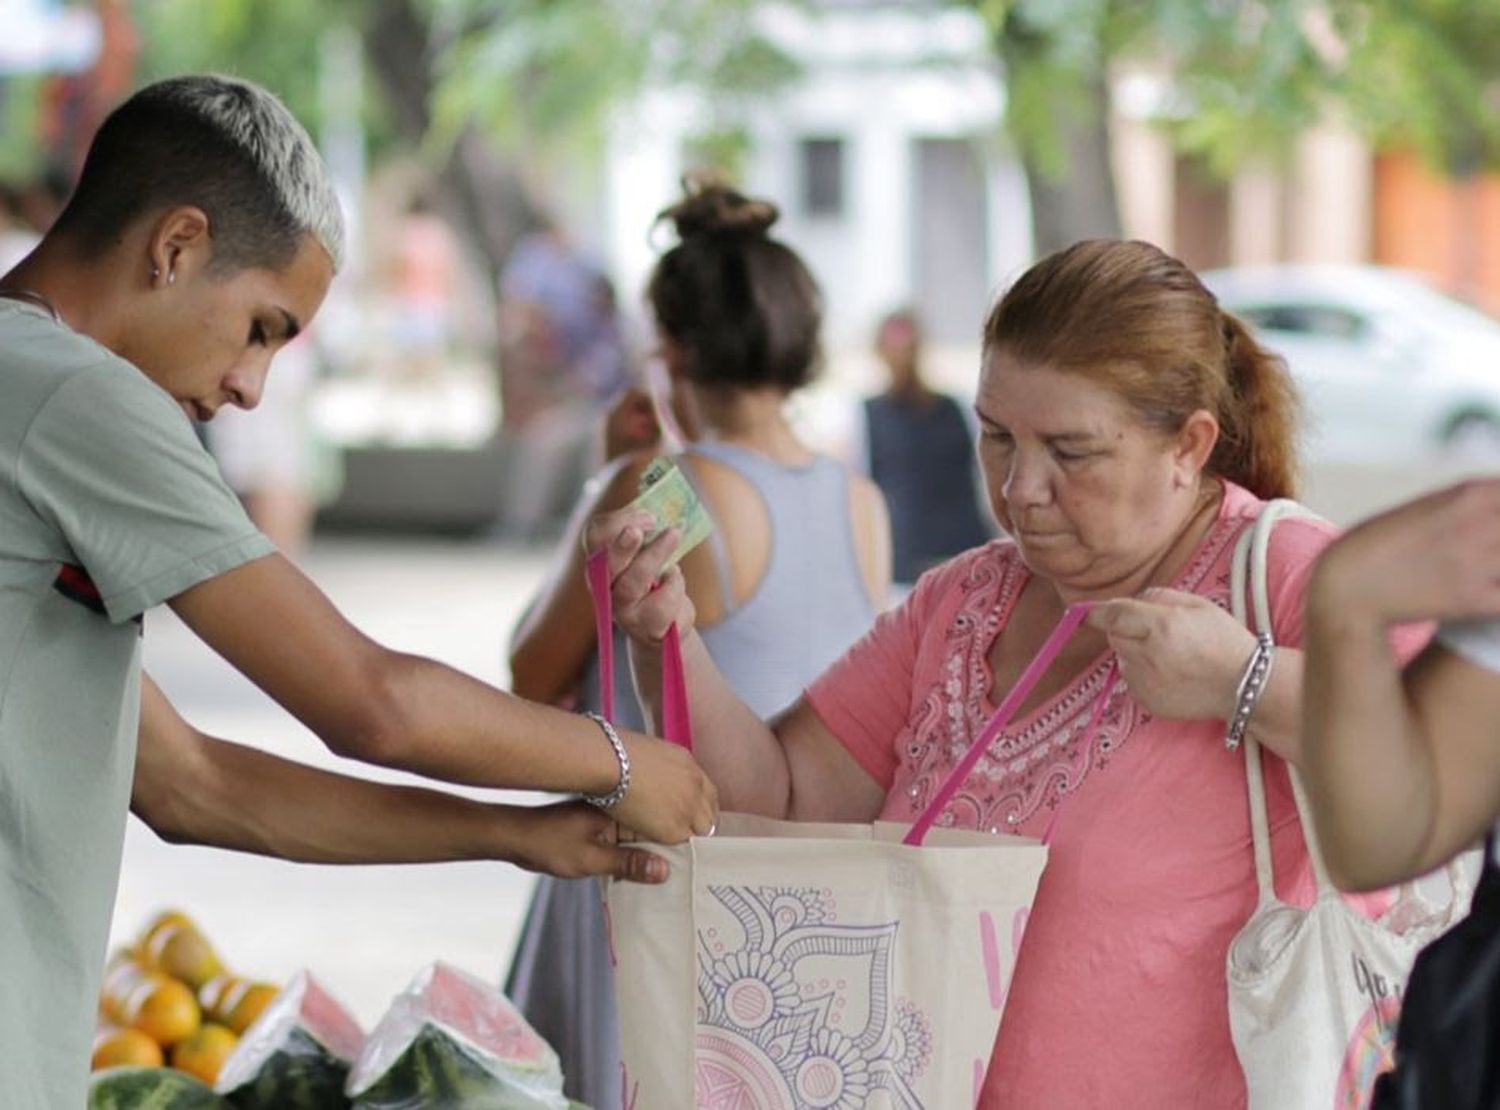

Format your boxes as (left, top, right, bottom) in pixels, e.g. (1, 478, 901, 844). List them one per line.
(345, 962, 568, 1109)
(215, 970, 365, 1109)
(88, 1065, 229, 1109)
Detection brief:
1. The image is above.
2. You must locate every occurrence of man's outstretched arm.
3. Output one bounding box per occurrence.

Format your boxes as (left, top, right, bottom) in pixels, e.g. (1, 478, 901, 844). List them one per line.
(134, 674, 669, 882)
(168, 552, 715, 844)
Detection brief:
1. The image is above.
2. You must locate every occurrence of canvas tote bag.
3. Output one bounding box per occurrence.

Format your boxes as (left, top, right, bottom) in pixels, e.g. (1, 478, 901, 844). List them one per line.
(1225, 500, 1475, 1109)
(585, 552, 1103, 1108)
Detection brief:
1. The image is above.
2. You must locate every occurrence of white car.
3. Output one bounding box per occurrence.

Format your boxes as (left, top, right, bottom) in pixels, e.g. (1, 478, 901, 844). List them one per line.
(1201, 266, 1500, 461)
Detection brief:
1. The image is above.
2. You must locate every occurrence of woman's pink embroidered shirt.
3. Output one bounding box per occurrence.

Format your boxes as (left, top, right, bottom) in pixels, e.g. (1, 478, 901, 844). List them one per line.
(805, 482, 1421, 1108)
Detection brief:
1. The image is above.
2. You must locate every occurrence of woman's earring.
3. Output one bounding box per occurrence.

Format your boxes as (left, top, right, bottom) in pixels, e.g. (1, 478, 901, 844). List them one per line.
(167, 269, 176, 286)
(151, 266, 160, 281)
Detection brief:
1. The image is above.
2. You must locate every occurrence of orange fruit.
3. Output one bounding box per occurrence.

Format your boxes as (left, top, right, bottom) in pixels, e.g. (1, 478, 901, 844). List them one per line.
(145, 924, 224, 989)
(136, 910, 195, 958)
(226, 982, 279, 1034)
(199, 974, 249, 1025)
(130, 977, 201, 1047)
(100, 960, 156, 1026)
(91, 1027, 164, 1070)
(170, 1022, 238, 1085)
(197, 973, 238, 1020)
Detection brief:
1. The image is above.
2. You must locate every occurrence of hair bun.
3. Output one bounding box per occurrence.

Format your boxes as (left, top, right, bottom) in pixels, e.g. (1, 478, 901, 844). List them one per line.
(660, 170, 778, 241)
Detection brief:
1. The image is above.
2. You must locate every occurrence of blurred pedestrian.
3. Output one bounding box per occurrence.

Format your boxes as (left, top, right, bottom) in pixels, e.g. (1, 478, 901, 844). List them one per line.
(207, 331, 327, 558)
(857, 308, 993, 589)
(496, 217, 628, 538)
(385, 192, 459, 382)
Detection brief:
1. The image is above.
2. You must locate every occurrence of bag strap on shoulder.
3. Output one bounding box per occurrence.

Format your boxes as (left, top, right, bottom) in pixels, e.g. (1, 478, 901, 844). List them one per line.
(1231, 499, 1338, 902)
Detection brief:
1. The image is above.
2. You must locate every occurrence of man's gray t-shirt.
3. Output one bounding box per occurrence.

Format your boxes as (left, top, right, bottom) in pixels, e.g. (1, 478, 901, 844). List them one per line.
(0, 301, 274, 1107)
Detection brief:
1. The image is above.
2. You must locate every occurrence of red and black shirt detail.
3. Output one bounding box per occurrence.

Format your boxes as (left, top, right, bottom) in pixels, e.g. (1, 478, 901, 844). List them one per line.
(53, 563, 141, 627)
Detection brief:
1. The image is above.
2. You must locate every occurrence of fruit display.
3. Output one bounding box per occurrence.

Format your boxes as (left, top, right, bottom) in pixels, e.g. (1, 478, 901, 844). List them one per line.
(94, 911, 276, 1090)
(95, 912, 591, 1107)
(215, 970, 366, 1110)
(345, 962, 570, 1110)
(200, 976, 282, 1035)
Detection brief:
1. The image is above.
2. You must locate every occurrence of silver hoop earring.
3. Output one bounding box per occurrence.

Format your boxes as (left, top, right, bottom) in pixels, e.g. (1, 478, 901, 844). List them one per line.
(151, 266, 160, 280)
(167, 270, 176, 286)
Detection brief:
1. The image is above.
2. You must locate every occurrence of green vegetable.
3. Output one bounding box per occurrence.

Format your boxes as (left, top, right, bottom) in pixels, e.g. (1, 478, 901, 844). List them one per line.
(88, 1066, 230, 1110)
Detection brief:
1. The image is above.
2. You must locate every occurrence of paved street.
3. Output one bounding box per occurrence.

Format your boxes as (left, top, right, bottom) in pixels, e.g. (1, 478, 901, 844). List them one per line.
(108, 458, 1497, 1031)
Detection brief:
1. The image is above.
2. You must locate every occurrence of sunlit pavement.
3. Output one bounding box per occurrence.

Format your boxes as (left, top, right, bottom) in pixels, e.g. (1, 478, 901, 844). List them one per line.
(113, 536, 557, 1029)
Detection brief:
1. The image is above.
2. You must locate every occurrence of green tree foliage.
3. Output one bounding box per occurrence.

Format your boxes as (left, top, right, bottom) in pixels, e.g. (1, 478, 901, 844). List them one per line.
(130, 0, 795, 177)
(0, 79, 45, 180)
(969, 0, 1500, 244)
(127, 0, 798, 278)
(1334, 0, 1500, 174)
(133, 0, 353, 134)
(427, 0, 797, 165)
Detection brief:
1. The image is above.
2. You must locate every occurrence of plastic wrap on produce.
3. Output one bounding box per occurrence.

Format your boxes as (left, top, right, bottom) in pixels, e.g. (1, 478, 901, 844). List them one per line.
(345, 961, 569, 1110)
(215, 970, 365, 1108)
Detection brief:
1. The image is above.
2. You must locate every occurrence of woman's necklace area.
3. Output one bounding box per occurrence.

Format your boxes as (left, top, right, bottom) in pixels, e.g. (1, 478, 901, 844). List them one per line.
(0, 287, 62, 323)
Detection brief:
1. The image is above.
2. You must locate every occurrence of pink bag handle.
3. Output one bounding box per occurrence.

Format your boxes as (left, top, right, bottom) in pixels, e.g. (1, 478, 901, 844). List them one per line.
(903, 602, 1104, 846)
(586, 550, 694, 751)
(589, 550, 1109, 843)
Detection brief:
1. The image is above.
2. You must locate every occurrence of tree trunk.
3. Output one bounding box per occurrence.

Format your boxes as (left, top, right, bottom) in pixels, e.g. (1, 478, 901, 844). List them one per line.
(363, 0, 534, 290)
(1018, 70, 1123, 256)
(993, 4, 1125, 257)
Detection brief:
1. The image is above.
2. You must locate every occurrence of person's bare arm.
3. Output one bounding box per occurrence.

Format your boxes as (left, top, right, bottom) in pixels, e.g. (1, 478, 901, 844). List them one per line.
(133, 676, 669, 881)
(508, 453, 653, 704)
(630, 626, 884, 821)
(510, 388, 664, 703)
(780, 701, 888, 822)
(596, 515, 886, 822)
(168, 553, 715, 844)
(1303, 479, 1500, 889)
(849, 473, 893, 610)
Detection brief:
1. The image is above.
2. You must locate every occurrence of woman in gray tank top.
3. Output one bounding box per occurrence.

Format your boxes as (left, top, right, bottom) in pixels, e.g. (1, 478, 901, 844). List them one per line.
(505, 173, 890, 1108)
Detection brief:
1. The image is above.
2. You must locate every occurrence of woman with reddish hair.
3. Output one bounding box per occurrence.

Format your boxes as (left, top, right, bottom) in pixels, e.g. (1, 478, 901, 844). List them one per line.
(591, 238, 1424, 1107)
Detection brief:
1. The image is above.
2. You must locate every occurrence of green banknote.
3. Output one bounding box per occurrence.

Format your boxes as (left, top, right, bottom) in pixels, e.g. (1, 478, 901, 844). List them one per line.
(628, 456, 714, 569)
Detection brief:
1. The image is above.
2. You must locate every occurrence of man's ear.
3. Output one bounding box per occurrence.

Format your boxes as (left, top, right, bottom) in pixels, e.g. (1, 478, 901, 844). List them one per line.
(146, 206, 212, 288)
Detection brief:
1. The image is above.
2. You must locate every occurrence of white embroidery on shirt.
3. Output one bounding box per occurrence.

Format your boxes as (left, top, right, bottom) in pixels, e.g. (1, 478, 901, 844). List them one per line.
(899, 518, 1248, 830)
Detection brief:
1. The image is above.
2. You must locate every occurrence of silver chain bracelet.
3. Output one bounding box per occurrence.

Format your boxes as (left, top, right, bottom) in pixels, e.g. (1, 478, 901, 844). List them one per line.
(580, 711, 632, 809)
(1225, 632, 1276, 751)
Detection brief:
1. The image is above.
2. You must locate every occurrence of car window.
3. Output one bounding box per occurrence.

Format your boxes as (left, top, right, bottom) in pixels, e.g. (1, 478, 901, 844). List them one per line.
(1234, 304, 1369, 341)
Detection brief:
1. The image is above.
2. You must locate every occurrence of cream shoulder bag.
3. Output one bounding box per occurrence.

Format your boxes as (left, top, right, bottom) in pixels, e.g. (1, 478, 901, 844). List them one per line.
(1226, 499, 1475, 1109)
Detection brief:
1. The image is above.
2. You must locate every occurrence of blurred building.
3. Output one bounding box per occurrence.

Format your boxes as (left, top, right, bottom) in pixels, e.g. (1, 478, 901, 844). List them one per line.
(602, 3, 1030, 352)
(1115, 71, 1500, 314)
(604, 1, 1500, 340)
